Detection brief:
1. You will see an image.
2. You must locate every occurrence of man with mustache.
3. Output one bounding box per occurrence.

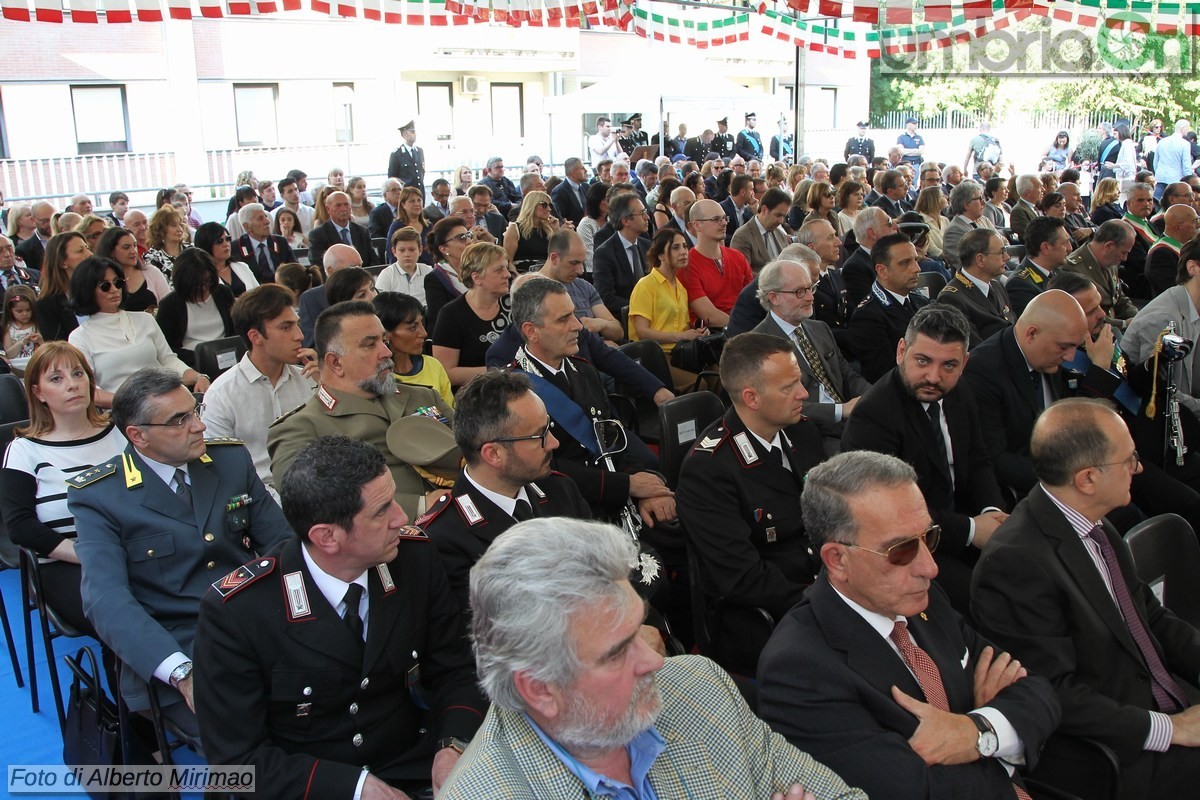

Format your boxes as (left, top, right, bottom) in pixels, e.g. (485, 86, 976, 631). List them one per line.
(439, 517, 866, 800)
(419, 370, 591, 615)
(269, 300, 459, 520)
(195, 436, 484, 800)
(841, 304, 1008, 613)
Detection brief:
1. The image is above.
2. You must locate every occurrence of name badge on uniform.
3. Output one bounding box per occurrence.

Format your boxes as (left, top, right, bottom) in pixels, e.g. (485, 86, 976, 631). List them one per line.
(456, 495, 484, 525)
(283, 571, 312, 620)
(377, 564, 396, 594)
(733, 432, 758, 465)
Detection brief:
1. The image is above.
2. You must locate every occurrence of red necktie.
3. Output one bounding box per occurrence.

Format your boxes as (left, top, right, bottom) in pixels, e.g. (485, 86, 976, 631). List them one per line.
(890, 620, 950, 711)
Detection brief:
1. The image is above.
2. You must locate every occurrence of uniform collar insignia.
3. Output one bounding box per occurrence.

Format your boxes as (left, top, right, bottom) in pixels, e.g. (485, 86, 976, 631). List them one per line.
(283, 571, 313, 620)
(377, 564, 396, 594)
(456, 494, 484, 525)
(317, 385, 338, 411)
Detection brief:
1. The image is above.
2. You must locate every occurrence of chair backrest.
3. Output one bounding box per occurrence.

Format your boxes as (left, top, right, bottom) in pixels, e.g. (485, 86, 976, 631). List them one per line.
(0, 373, 28, 425)
(365, 264, 386, 278)
(192, 336, 246, 381)
(0, 419, 28, 569)
(915, 271, 947, 298)
(1124, 513, 1200, 628)
(657, 391, 725, 489)
(616, 340, 673, 395)
(371, 237, 388, 264)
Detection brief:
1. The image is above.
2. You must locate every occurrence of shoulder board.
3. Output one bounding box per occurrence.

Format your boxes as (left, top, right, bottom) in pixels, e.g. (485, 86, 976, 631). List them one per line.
(67, 461, 118, 489)
(270, 402, 308, 427)
(397, 525, 430, 541)
(211, 556, 276, 601)
(1013, 267, 1031, 279)
(941, 285, 958, 294)
(692, 426, 729, 454)
(204, 437, 245, 446)
(414, 492, 453, 528)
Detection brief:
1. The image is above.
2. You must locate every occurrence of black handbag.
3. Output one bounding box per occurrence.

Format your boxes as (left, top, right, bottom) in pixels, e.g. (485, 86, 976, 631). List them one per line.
(62, 646, 121, 780)
(671, 331, 725, 373)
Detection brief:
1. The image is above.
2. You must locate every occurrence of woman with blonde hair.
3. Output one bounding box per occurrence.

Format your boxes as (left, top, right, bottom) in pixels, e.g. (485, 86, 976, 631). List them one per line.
(6, 203, 35, 245)
(454, 165, 474, 196)
(347, 176, 374, 227)
(311, 186, 337, 227)
(0, 341, 127, 635)
(143, 205, 190, 278)
(74, 214, 109, 252)
(431, 241, 511, 387)
(915, 186, 950, 259)
(503, 190, 561, 268)
(1090, 177, 1123, 225)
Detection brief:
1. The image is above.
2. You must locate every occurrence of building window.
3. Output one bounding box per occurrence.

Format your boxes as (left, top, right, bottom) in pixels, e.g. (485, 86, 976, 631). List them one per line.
(70, 85, 130, 155)
(333, 82, 355, 144)
(416, 82, 453, 142)
(233, 84, 279, 148)
(490, 83, 524, 138)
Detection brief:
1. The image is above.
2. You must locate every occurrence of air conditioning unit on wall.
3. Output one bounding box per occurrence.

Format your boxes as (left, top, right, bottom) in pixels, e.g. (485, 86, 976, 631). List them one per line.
(461, 76, 486, 95)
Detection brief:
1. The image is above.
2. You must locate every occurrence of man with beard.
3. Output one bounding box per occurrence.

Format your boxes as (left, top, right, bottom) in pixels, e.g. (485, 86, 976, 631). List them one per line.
(269, 301, 459, 521)
(419, 370, 591, 615)
(438, 517, 866, 800)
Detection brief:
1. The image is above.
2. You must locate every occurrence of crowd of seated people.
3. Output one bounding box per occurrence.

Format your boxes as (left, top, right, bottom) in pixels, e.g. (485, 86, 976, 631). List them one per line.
(4, 116, 1200, 800)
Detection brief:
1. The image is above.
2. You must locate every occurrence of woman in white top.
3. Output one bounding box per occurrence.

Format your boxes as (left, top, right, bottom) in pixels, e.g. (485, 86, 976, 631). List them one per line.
(0, 341, 127, 635)
(375, 226, 432, 306)
(194, 222, 258, 299)
(577, 182, 609, 273)
(836, 180, 865, 238)
(67, 256, 209, 406)
(154, 249, 236, 365)
(1114, 123, 1139, 200)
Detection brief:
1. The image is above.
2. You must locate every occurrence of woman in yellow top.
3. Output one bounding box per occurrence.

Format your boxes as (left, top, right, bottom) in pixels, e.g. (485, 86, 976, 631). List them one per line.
(628, 228, 709, 392)
(374, 291, 455, 410)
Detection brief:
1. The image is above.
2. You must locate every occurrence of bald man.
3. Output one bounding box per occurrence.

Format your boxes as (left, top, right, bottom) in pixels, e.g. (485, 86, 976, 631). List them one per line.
(15, 200, 55, 271)
(124, 209, 150, 256)
(307, 190, 377, 268)
(963, 290, 1089, 495)
(1146, 204, 1200, 298)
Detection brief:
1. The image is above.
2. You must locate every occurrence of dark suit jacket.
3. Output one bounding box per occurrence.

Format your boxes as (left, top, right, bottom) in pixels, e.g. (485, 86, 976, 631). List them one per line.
(683, 136, 711, 163)
(550, 180, 588, 227)
(751, 314, 870, 442)
(962, 327, 1063, 494)
(297, 284, 328, 349)
(848, 284, 930, 383)
(387, 145, 425, 190)
(155, 287, 236, 365)
(193, 535, 484, 799)
(368, 202, 396, 240)
(36, 293, 78, 341)
(726, 278, 767, 338)
(759, 578, 1060, 800)
(841, 247, 877, 313)
(973, 488, 1200, 786)
(15, 236, 45, 272)
(936, 272, 1016, 347)
(421, 470, 591, 615)
(232, 234, 295, 283)
(1145, 239, 1182, 299)
(592, 233, 650, 318)
(1004, 258, 1051, 318)
(479, 176, 522, 219)
(842, 368, 1006, 555)
(720, 197, 753, 246)
(308, 220, 377, 270)
(870, 194, 905, 219)
(813, 268, 850, 331)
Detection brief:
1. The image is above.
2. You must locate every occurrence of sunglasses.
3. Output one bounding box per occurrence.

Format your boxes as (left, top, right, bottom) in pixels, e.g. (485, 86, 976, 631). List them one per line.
(98, 278, 127, 292)
(450, 231, 475, 243)
(848, 525, 941, 566)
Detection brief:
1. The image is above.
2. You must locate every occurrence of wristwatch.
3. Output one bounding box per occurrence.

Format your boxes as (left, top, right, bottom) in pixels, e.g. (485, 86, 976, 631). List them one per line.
(436, 737, 470, 755)
(967, 712, 999, 757)
(168, 661, 194, 688)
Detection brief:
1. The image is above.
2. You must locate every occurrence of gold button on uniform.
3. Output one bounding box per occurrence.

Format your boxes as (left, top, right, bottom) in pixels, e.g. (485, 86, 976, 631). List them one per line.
(147, 549, 155, 557)
(206, 561, 216, 570)
(204, 533, 215, 542)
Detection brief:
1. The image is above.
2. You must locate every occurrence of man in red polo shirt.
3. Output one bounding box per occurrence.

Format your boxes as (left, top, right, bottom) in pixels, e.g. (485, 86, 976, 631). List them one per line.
(682, 198, 755, 328)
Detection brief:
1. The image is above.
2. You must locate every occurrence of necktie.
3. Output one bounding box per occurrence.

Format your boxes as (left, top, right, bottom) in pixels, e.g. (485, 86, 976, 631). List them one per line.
(342, 583, 365, 642)
(257, 243, 271, 278)
(1, 270, 13, 289)
(775, 446, 791, 472)
(793, 326, 844, 403)
(1084, 525, 1186, 712)
(513, 499, 534, 521)
(890, 620, 950, 711)
(903, 296, 914, 313)
(578, 184, 588, 210)
(764, 230, 779, 259)
(926, 401, 949, 470)
(173, 468, 191, 509)
(627, 243, 641, 277)
(339, 227, 352, 245)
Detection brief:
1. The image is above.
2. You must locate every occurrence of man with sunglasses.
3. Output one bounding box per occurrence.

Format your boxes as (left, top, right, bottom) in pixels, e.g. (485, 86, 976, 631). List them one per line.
(974, 399, 1200, 800)
(69, 367, 292, 741)
(758, 450, 1059, 800)
(677, 333, 828, 672)
(420, 371, 591, 616)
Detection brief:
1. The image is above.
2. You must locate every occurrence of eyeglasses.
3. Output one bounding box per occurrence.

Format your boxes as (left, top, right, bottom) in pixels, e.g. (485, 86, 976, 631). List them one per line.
(98, 278, 127, 292)
(216, 236, 231, 243)
(847, 524, 941, 566)
(140, 403, 205, 429)
(984, 249, 1008, 256)
(694, 215, 728, 224)
(774, 286, 815, 298)
(536, 201, 552, 209)
(491, 421, 554, 448)
(1093, 450, 1141, 472)
(450, 232, 475, 242)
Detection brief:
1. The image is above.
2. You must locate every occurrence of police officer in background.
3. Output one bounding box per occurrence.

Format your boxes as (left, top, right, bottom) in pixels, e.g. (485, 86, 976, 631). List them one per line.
(844, 121, 876, 162)
(419, 371, 591, 615)
(387, 120, 426, 193)
(712, 117, 737, 160)
(194, 435, 485, 800)
(69, 367, 293, 739)
(619, 113, 649, 156)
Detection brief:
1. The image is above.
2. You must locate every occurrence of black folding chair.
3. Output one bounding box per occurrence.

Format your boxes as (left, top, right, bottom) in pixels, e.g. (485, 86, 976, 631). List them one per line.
(192, 336, 246, 381)
(19, 545, 90, 728)
(1124, 513, 1200, 628)
(0, 373, 29, 423)
(0, 418, 27, 697)
(657, 391, 725, 489)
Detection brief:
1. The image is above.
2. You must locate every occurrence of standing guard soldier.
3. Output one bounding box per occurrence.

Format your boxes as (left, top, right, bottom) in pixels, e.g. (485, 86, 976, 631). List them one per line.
(388, 120, 426, 194)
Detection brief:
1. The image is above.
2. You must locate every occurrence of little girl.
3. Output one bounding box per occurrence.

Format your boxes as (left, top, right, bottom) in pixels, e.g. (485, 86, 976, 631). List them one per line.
(2, 285, 42, 365)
